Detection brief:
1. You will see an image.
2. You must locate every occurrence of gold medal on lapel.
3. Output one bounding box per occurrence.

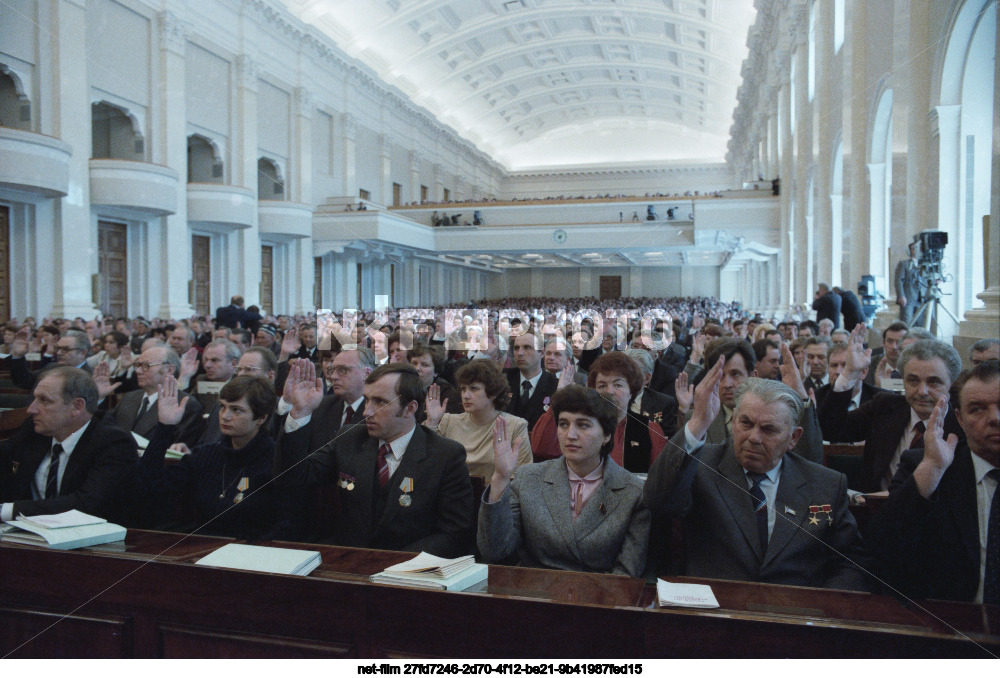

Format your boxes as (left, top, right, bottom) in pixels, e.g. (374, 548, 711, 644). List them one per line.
(11, 461, 18, 474)
(347, 482, 355, 491)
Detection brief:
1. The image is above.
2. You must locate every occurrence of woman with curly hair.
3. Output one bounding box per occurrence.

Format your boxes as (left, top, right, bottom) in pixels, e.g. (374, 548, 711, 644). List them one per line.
(424, 358, 532, 479)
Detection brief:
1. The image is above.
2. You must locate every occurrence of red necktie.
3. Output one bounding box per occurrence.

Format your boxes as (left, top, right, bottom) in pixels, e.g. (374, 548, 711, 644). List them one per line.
(343, 405, 355, 427)
(377, 443, 391, 488)
(909, 421, 926, 450)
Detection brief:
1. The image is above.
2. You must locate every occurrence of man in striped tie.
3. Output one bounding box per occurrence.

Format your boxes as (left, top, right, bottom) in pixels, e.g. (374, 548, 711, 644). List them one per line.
(643, 358, 869, 590)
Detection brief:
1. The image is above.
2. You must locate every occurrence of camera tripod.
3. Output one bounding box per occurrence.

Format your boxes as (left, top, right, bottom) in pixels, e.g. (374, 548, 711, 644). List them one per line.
(913, 279, 960, 337)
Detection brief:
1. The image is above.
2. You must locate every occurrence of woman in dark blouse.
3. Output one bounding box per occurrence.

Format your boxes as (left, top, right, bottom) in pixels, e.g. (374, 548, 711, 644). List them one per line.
(137, 374, 292, 540)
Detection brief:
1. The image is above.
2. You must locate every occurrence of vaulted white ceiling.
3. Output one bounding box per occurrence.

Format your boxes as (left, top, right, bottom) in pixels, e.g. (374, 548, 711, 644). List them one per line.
(280, 0, 756, 170)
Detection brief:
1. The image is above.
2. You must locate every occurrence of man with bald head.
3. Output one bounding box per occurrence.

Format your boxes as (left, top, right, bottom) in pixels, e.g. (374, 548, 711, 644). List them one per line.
(108, 346, 204, 447)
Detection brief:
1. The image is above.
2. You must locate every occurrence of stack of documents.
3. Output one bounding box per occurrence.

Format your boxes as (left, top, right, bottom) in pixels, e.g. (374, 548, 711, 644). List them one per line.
(2, 510, 126, 550)
(371, 552, 488, 591)
(656, 579, 720, 609)
(195, 543, 322, 576)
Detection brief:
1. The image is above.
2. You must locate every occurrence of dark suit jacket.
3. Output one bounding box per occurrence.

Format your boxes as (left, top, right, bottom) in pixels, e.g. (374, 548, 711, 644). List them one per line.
(282, 394, 367, 455)
(9, 358, 93, 392)
(649, 357, 681, 399)
(869, 445, 982, 602)
(504, 369, 559, 432)
(108, 389, 205, 448)
(818, 388, 964, 492)
(814, 380, 885, 412)
(840, 290, 866, 331)
(215, 304, 261, 330)
(642, 436, 869, 590)
(812, 292, 842, 328)
(0, 417, 137, 522)
(637, 387, 678, 438)
(275, 423, 473, 557)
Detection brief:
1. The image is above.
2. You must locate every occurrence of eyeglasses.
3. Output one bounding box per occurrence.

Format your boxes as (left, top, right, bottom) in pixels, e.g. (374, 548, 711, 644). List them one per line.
(133, 361, 167, 371)
(55, 345, 82, 354)
(236, 365, 263, 374)
(330, 366, 357, 376)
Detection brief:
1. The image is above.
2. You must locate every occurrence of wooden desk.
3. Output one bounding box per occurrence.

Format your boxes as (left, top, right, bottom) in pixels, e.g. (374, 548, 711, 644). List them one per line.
(1, 530, 997, 658)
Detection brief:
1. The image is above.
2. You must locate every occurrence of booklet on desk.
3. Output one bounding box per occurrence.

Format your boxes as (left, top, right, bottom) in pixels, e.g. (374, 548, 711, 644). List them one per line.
(195, 543, 322, 576)
(371, 552, 488, 591)
(3, 511, 126, 550)
(656, 579, 720, 609)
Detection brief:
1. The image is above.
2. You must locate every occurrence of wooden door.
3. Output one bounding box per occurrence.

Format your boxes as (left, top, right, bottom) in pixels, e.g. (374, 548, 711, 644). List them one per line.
(97, 221, 127, 317)
(0, 206, 9, 321)
(192, 235, 210, 315)
(392, 183, 402, 207)
(314, 256, 322, 309)
(599, 275, 622, 300)
(260, 245, 273, 313)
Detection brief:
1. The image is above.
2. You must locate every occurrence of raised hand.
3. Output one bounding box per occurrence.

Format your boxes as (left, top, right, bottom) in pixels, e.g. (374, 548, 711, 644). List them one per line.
(119, 345, 134, 370)
(874, 356, 894, 388)
(10, 329, 29, 358)
(842, 323, 871, 385)
(675, 371, 693, 414)
(285, 358, 324, 419)
(424, 382, 448, 427)
(489, 416, 522, 502)
(179, 348, 199, 382)
(557, 363, 577, 389)
(279, 328, 300, 361)
(913, 396, 959, 499)
(92, 360, 120, 399)
(688, 355, 724, 440)
(779, 342, 809, 399)
(157, 373, 189, 426)
(689, 332, 708, 365)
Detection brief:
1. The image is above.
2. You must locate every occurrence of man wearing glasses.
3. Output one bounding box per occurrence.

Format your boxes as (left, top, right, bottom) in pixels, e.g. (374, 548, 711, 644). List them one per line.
(7, 330, 92, 391)
(107, 346, 204, 448)
(193, 346, 278, 447)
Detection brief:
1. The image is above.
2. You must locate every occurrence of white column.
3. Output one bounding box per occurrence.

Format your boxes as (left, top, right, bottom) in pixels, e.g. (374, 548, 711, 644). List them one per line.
(47, 0, 99, 318)
(578, 267, 592, 297)
(777, 82, 793, 310)
(432, 164, 443, 202)
(829, 194, 844, 286)
(341, 113, 357, 198)
(956, 20, 1000, 352)
(234, 54, 262, 308)
(292, 87, 312, 205)
(408, 152, 420, 203)
(379, 134, 392, 205)
(153, 11, 193, 319)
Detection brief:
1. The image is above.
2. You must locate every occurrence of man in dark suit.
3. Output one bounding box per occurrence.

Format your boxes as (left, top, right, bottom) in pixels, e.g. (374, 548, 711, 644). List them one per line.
(802, 337, 831, 396)
(819, 324, 964, 492)
(870, 360, 999, 602)
(7, 330, 93, 391)
(276, 362, 473, 557)
(108, 346, 204, 448)
(834, 286, 866, 332)
(215, 295, 261, 330)
(643, 360, 868, 590)
(811, 283, 842, 329)
(504, 331, 558, 432)
(0, 367, 136, 523)
(543, 337, 587, 386)
(279, 347, 377, 454)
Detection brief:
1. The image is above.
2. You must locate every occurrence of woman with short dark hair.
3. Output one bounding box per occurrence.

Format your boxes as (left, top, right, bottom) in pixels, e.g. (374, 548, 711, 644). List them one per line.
(136, 374, 293, 540)
(478, 385, 649, 577)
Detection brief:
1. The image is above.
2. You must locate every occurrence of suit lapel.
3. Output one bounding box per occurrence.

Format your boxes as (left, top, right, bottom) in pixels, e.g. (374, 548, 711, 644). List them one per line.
(573, 459, 626, 542)
(375, 426, 427, 534)
(946, 447, 981, 567)
(18, 433, 51, 497)
(706, 409, 729, 445)
(540, 458, 583, 562)
(761, 456, 809, 569)
(60, 419, 98, 493)
(135, 399, 160, 437)
(709, 445, 764, 561)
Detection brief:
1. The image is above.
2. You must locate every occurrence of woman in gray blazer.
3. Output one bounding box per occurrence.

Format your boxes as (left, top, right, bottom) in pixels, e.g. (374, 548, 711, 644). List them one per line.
(477, 385, 649, 577)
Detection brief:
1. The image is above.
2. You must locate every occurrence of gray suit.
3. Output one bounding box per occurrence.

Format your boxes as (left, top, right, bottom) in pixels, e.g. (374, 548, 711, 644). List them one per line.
(109, 389, 205, 448)
(894, 258, 924, 323)
(642, 436, 869, 590)
(477, 457, 650, 577)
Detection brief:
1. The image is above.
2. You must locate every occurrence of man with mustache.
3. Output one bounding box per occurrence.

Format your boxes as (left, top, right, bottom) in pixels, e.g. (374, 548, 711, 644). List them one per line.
(819, 324, 965, 492)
